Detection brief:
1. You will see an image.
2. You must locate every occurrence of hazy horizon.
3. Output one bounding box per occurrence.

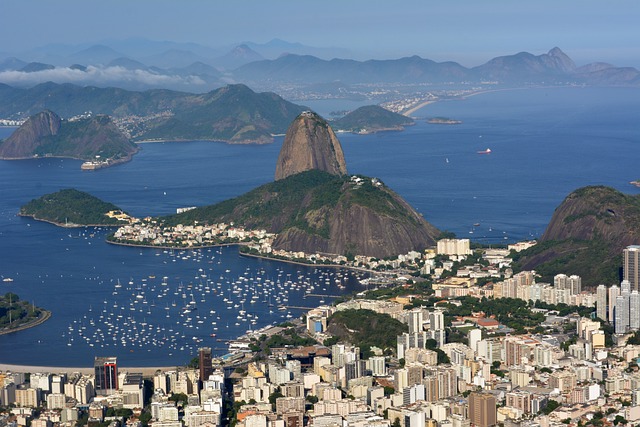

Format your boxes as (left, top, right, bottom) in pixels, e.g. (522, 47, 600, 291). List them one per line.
(2, 0, 640, 68)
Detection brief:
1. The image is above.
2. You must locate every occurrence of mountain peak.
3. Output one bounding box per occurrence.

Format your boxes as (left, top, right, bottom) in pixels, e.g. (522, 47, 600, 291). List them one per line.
(275, 111, 347, 181)
(546, 47, 576, 71)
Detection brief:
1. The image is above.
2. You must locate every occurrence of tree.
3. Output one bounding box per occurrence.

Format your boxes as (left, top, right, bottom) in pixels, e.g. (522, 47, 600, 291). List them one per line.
(169, 392, 188, 405)
(269, 388, 284, 411)
(187, 357, 199, 369)
(541, 399, 560, 415)
(138, 411, 152, 427)
(614, 415, 628, 425)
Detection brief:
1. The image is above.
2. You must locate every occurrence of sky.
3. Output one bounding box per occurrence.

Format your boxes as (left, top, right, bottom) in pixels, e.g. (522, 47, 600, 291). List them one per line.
(1, 0, 640, 67)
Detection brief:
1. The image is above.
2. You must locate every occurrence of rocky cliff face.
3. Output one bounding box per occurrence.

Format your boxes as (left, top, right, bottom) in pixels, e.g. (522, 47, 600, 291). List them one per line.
(514, 186, 640, 285)
(275, 111, 347, 180)
(541, 186, 640, 246)
(0, 110, 138, 163)
(0, 110, 61, 158)
(271, 180, 440, 258)
(170, 170, 440, 259)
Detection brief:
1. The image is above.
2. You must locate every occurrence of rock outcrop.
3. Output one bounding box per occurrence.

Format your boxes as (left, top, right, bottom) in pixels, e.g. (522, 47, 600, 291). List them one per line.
(275, 111, 347, 180)
(169, 112, 440, 258)
(169, 170, 440, 259)
(513, 186, 640, 285)
(0, 110, 61, 158)
(0, 110, 138, 165)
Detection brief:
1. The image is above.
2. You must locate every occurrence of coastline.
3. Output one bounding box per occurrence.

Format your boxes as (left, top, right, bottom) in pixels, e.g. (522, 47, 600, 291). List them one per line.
(0, 152, 137, 170)
(0, 309, 51, 336)
(239, 250, 376, 275)
(0, 364, 175, 375)
(105, 239, 248, 250)
(134, 136, 273, 145)
(17, 213, 120, 228)
(403, 100, 436, 117)
(403, 86, 548, 117)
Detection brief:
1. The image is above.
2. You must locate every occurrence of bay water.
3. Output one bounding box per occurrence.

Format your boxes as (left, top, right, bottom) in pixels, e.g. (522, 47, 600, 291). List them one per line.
(0, 86, 638, 367)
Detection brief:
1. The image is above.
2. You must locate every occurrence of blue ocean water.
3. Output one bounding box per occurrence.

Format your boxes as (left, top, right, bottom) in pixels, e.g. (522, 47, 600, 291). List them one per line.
(0, 87, 638, 367)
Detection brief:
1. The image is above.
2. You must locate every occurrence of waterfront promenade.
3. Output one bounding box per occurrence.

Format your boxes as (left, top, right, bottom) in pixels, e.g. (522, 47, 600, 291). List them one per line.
(0, 310, 51, 336)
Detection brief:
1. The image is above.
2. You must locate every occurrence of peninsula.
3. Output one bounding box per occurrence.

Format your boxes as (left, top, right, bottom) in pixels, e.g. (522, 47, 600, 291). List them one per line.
(164, 111, 440, 259)
(19, 188, 132, 227)
(0, 292, 50, 336)
(0, 110, 138, 168)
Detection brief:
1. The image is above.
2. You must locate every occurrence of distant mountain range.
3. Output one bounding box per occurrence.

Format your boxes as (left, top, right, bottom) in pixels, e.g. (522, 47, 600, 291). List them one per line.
(1, 45, 638, 92)
(235, 47, 640, 86)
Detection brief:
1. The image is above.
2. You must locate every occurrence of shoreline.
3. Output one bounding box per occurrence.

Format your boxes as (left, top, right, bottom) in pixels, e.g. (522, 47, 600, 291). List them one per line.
(0, 309, 51, 336)
(238, 250, 376, 275)
(0, 364, 176, 375)
(403, 85, 559, 117)
(0, 152, 137, 169)
(134, 137, 273, 145)
(105, 239, 248, 250)
(17, 213, 120, 228)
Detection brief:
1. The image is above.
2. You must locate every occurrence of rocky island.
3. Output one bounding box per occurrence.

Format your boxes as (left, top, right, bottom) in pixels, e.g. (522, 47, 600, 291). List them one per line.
(332, 105, 414, 134)
(427, 117, 462, 124)
(0, 110, 138, 169)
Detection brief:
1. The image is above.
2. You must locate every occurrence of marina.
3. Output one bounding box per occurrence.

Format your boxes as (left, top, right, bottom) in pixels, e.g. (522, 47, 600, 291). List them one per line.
(0, 224, 366, 366)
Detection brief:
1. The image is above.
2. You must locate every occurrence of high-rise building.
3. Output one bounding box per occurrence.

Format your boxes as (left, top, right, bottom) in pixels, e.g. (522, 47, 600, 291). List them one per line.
(631, 291, 640, 330)
(624, 245, 640, 291)
(609, 285, 620, 323)
(615, 294, 629, 334)
(199, 347, 213, 384)
(429, 310, 446, 347)
(468, 392, 497, 427)
(94, 357, 118, 395)
(596, 285, 607, 321)
(554, 274, 568, 291)
(569, 275, 582, 295)
(468, 329, 482, 354)
(408, 308, 424, 334)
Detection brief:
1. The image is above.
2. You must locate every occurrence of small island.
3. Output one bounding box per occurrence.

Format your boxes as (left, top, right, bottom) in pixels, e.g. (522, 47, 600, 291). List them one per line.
(427, 117, 462, 125)
(332, 105, 414, 134)
(0, 292, 51, 336)
(19, 188, 132, 227)
(631, 180, 640, 188)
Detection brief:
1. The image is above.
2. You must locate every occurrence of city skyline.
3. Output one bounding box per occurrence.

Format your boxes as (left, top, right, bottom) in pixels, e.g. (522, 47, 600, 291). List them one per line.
(1, 0, 640, 68)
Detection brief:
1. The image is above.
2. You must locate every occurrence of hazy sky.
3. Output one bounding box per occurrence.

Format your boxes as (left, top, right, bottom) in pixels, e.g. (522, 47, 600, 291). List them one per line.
(2, 0, 639, 67)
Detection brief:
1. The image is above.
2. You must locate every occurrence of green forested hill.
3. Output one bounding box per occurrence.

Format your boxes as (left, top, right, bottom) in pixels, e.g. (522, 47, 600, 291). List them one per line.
(20, 188, 126, 226)
(325, 309, 408, 351)
(163, 169, 440, 259)
(332, 105, 414, 133)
